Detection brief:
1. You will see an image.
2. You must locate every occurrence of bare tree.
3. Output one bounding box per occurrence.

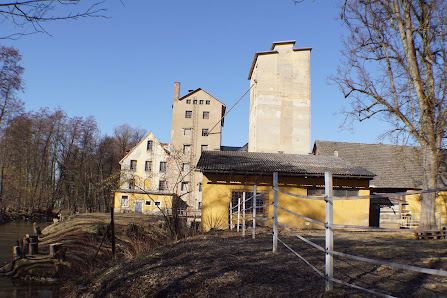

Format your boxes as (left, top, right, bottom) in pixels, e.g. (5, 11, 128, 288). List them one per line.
(333, 0, 447, 229)
(0, 45, 24, 128)
(113, 124, 147, 158)
(0, 45, 23, 208)
(0, 1, 108, 39)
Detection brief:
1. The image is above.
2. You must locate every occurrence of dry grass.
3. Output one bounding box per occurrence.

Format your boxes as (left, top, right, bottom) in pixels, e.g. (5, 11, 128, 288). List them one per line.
(38, 213, 171, 275)
(61, 228, 447, 297)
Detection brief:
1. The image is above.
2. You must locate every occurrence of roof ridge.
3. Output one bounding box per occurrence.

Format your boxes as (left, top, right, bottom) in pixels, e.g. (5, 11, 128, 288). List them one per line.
(315, 140, 418, 148)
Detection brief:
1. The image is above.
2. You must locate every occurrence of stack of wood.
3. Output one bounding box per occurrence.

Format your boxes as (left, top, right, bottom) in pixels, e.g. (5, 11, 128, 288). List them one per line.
(415, 228, 447, 240)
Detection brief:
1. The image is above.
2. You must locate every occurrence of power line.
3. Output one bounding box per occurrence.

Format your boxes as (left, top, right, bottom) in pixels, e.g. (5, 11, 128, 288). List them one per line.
(207, 83, 256, 136)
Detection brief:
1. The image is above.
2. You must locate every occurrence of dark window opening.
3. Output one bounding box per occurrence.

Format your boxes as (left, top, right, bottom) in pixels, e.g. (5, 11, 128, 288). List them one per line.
(231, 191, 266, 214)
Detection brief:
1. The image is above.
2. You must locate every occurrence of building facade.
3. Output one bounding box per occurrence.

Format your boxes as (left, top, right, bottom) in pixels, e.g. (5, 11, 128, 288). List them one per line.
(114, 132, 174, 214)
(170, 83, 226, 211)
(313, 140, 447, 229)
(196, 151, 373, 232)
(248, 41, 311, 154)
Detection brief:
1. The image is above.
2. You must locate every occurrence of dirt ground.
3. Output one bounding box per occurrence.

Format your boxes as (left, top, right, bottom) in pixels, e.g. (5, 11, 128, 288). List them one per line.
(62, 228, 447, 297)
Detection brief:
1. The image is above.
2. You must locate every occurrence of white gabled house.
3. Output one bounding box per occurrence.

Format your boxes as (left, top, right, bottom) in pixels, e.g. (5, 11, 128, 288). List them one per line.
(114, 132, 176, 214)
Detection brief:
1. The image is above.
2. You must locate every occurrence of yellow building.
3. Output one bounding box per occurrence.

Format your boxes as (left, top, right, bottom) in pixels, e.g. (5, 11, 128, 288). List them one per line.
(313, 140, 447, 228)
(196, 151, 374, 232)
(114, 190, 175, 214)
(114, 132, 184, 214)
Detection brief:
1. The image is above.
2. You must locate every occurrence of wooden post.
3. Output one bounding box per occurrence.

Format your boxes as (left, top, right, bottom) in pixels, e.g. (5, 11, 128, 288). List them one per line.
(13, 246, 20, 260)
(398, 200, 403, 228)
(237, 197, 241, 233)
(22, 235, 30, 257)
(29, 235, 39, 255)
(229, 201, 233, 230)
(273, 172, 278, 253)
(252, 184, 257, 239)
(325, 172, 334, 291)
(49, 243, 65, 261)
(242, 192, 246, 237)
(33, 222, 42, 236)
(111, 207, 115, 260)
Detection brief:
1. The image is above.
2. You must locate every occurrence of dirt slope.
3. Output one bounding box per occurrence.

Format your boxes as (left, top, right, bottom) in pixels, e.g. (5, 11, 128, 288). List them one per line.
(63, 229, 447, 297)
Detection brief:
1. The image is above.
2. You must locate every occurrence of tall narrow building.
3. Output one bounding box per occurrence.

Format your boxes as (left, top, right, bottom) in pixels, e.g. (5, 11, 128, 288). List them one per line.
(248, 41, 311, 154)
(170, 82, 226, 211)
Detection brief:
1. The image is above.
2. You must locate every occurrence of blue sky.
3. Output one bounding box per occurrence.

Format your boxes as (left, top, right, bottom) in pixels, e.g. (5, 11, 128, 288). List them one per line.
(3, 0, 391, 149)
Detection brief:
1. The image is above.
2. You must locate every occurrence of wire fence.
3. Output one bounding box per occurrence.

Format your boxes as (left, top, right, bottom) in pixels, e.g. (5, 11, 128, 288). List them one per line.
(228, 172, 447, 297)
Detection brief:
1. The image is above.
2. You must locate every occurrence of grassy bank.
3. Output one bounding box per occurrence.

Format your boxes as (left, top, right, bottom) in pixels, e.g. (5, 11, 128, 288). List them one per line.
(61, 229, 447, 297)
(6, 213, 446, 296)
(1, 212, 174, 280)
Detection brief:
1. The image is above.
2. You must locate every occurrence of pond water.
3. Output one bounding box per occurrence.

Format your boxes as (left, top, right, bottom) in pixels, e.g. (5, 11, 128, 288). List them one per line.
(0, 220, 56, 298)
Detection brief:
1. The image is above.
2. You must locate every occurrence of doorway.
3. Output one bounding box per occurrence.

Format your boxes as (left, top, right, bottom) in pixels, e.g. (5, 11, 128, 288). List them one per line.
(135, 201, 143, 213)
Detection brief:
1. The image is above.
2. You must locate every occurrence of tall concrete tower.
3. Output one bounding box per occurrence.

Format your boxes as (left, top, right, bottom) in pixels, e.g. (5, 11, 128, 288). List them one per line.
(248, 41, 311, 154)
(170, 82, 226, 211)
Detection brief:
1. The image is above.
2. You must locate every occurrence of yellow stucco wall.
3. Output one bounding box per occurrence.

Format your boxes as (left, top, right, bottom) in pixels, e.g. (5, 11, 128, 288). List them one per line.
(404, 191, 447, 227)
(114, 191, 173, 214)
(201, 174, 370, 232)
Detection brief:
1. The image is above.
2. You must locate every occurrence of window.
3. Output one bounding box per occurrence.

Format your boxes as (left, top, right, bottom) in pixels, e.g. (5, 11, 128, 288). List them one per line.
(185, 111, 192, 118)
(334, 188, 359, 197)
(181, 181, 189, 191)
(186, 99, 191, 104)
(203, 111, 209, 119)
(201, 144, 208, 151)
(145, 161, 152, 172)
(206, 100, 210, 105)
(130, 160, 137, 171)
(198, 182, 202, 192)
(182, 162, 190, 173)
(202, 128, 209, 136)
(193, 99, 197, 104)
(121, 195, 129, 207)
(154, 201, 161, 206)
(184, 128, 191, 136)
(231, 191, 266, 214)
(145, 200, 151, 206)
(129, 179, 135, 190)
(307, 188, 325, 196)
(183, 144, 191, 154)
(159, 161, 167, 172)
(159, 180, 167, 191)
(198, 202, 202, 209)
(307, 187, 359, 198)
(147, 140, 153, 151)
(199, 100, 204, 104)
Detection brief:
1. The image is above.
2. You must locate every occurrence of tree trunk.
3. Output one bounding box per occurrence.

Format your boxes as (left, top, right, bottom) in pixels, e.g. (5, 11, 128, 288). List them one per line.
(419, 145, 439, 230)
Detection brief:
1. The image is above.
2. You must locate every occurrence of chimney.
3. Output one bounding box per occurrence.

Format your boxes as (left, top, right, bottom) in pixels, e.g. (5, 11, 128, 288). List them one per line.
(173, 82, 180, 101)
(334, 150, 339, 157)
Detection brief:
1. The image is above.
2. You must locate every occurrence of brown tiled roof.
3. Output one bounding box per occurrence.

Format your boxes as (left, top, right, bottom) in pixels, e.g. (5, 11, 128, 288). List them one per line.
(196, 151, 374, 179)
(313, 140, 425, 189)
